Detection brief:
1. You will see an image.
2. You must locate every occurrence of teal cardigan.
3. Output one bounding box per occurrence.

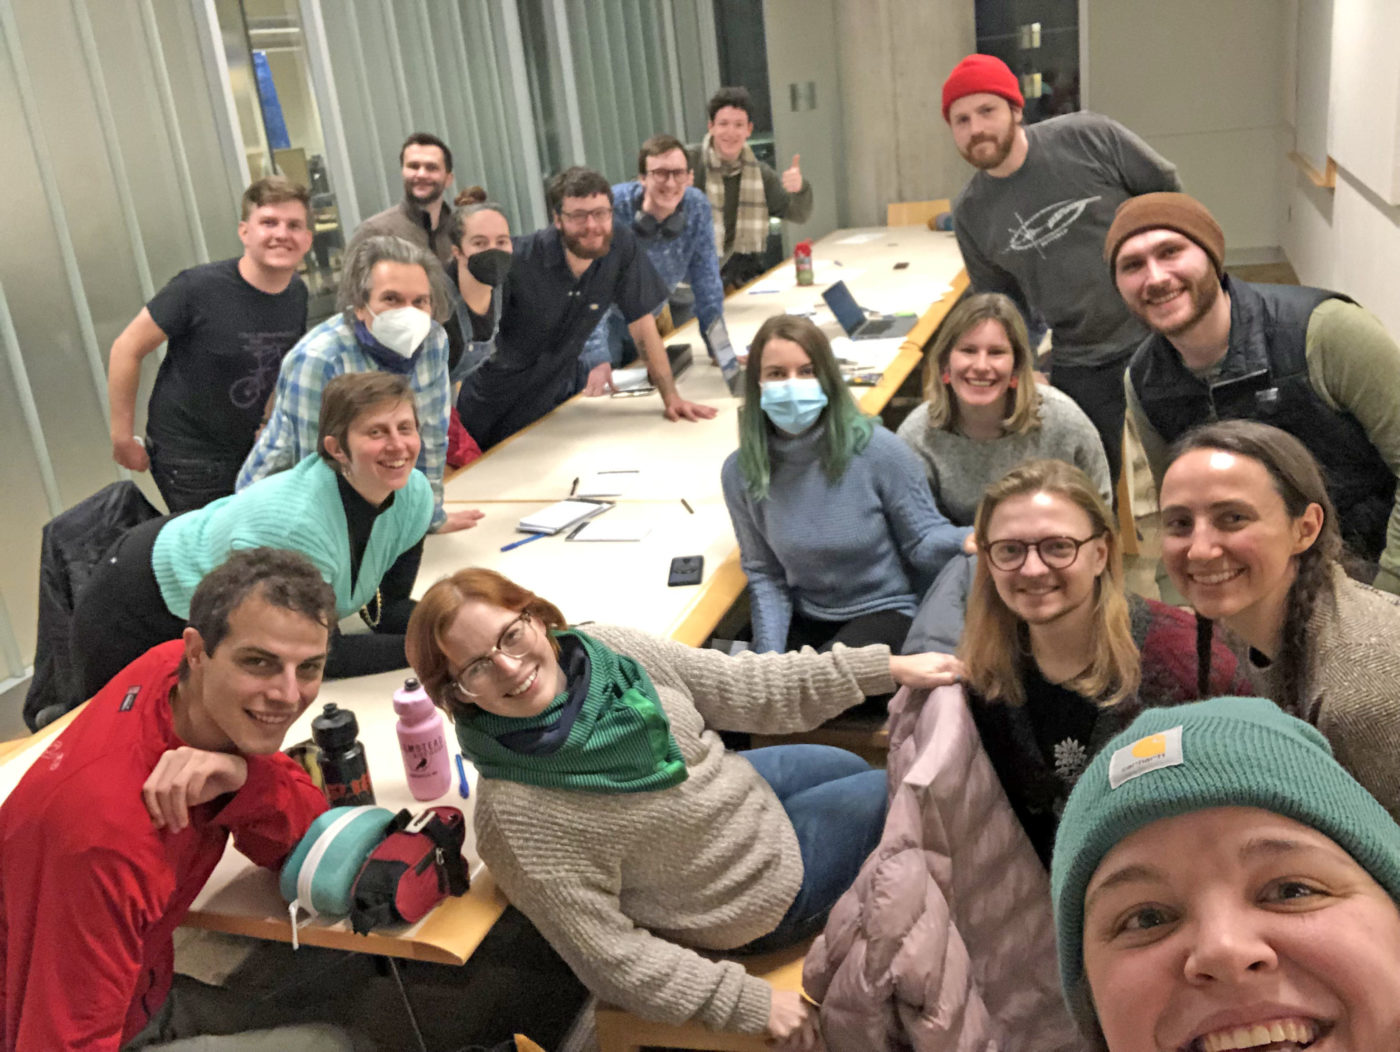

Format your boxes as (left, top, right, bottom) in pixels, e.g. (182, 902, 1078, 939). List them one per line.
(151, 454, 433, 619)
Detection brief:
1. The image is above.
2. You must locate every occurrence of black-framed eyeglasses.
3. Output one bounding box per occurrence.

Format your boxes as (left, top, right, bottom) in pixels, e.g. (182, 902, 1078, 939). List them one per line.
(983, 533, 1104, 571)
(558, 207, 612, 225)
(451, 612, 534, 696)
(644, 166, 689, 183)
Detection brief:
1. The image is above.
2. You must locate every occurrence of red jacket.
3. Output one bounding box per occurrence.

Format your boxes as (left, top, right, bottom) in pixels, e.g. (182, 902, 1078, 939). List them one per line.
(0, 641, 327, 1051)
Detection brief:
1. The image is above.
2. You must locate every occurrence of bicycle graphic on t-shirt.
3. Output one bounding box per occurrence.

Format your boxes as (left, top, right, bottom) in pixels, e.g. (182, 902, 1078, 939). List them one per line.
(229, 333, 295, 410)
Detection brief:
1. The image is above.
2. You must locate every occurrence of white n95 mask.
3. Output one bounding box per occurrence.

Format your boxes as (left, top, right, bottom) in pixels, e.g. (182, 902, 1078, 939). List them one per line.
(368, 306, 432, 358)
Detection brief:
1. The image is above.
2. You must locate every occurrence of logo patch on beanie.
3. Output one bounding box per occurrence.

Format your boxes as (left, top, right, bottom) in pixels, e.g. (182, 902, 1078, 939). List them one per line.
(1109, 726, 1183, 789)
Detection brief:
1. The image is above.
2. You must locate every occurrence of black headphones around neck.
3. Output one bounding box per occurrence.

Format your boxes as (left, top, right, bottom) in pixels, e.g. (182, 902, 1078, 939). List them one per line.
(633, 206, 685, 240)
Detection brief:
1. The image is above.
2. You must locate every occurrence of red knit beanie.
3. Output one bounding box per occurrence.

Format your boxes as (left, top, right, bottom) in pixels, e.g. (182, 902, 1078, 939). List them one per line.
(942, 55, 1025, 122)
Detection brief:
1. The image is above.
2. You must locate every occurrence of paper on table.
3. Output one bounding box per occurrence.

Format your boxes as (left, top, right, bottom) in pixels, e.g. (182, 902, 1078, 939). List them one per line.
(834, 232, 883, 245)
(577, 469, 640, 498)
(831, 334, 909, 372)
(568, 519, 652, 542)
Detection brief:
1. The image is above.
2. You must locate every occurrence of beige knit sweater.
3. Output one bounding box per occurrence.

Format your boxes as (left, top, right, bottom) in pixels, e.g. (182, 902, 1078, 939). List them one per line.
(470, 625, 894, 1034)
(1251, 565, 1400, 819)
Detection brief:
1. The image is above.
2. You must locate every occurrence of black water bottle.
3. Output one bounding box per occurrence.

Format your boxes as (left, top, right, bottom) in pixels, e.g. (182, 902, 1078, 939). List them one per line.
(311, 703, 376, 806)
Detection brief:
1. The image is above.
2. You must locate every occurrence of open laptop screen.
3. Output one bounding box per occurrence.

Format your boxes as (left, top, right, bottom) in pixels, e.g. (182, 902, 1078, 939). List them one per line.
(821, 280, 867, 336)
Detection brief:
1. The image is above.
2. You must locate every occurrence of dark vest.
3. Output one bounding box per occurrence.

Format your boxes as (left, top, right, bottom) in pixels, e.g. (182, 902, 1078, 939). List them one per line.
(1129, 276, 1394, 560)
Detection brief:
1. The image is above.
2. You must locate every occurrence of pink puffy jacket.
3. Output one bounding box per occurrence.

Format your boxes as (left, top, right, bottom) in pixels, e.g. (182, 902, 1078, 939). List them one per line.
(803, 686, 1086, 1052)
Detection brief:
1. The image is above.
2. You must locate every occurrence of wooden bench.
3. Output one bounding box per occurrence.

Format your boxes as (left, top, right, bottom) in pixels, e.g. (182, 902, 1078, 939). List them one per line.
(593, 939, 811, 1052)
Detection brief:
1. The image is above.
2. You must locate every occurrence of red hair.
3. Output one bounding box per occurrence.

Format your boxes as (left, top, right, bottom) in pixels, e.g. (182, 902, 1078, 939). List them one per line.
(405, 569, 566, 719)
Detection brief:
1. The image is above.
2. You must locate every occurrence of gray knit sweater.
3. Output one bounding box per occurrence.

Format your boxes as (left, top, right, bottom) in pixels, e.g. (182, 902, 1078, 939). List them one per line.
(470, 625, 894, 1034)
(895, 385, 1111, 526)
(721, 425, 971, 653)
(1248, 565, 1400, 820)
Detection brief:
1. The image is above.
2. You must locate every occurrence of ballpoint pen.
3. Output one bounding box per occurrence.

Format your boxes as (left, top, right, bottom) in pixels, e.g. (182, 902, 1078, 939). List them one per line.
(500, 533, 549, 552)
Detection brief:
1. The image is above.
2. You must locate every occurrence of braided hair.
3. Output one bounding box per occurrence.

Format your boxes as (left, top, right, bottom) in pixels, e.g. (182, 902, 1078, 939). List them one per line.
(1167, 421, 1341, 716)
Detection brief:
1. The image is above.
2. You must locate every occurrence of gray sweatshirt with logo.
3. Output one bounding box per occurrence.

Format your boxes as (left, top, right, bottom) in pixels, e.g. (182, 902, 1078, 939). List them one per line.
(953, 111, 1180, 367)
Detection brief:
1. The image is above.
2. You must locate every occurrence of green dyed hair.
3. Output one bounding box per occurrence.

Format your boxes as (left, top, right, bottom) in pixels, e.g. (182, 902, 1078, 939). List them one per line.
(736, 313, 874, 500)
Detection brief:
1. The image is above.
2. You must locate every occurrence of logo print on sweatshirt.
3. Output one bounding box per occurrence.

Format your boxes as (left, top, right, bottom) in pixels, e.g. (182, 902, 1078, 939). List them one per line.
(1005, 196, 1102, 256)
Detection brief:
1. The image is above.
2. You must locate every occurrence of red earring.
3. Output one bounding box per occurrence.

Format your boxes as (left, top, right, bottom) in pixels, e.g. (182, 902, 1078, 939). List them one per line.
(941, 372, 951, 384)
(1008, 376, 1018, 389)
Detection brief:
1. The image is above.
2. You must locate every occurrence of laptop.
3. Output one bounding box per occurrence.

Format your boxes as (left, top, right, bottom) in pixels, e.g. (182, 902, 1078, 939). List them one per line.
(822, 280, 917, 341)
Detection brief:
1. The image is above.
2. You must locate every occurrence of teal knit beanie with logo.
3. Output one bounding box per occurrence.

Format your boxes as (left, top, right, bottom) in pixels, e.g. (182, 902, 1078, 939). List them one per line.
(1050, 696, 1400, 1026)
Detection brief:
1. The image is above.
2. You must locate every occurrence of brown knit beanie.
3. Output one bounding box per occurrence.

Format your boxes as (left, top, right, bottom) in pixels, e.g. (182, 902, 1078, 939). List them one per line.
(1103, 192, 1225, 277)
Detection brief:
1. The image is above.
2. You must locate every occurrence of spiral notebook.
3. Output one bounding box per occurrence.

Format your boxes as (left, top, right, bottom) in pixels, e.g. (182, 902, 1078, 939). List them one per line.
(515, 498, 612, 536)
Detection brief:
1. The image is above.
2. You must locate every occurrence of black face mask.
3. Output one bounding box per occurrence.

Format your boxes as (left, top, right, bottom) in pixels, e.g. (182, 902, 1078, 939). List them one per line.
(633, 206, 685, 241)
(466, 248, 512, 286)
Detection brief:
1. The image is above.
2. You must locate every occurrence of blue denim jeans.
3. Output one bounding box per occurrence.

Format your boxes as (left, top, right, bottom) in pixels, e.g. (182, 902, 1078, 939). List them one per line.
(736, 745, 887, 953)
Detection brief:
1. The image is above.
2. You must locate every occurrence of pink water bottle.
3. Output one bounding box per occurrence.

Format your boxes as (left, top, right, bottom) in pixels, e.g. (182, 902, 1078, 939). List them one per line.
(394, 677, 452, 801)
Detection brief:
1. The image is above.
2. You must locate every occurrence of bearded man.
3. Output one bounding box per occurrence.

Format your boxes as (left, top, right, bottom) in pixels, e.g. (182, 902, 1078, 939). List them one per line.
(1109, 191, 1400, 593)
(943, 53, 1180, 487)
(455, 166, 716, 449)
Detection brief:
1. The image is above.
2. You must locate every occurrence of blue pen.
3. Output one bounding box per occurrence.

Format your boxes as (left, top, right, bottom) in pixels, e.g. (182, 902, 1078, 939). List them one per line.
(455, 754, 471, 799)
(500, 532, 548, 552)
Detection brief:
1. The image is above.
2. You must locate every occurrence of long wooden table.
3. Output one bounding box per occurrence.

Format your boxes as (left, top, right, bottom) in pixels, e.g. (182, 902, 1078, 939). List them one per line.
(1, 224, 967, 965)
(431, 224, 969, 647)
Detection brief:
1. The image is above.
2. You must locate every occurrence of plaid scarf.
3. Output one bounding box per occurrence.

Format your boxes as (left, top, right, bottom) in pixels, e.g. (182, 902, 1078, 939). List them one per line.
(702, 133, 768, 259)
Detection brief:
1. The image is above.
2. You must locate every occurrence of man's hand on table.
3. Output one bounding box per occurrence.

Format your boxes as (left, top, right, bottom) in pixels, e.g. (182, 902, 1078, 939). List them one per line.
(438, 508, 486, 533)
(663, 396, 718, 422)
(143, 748, 248, 833)
(583, 362, 616, 397)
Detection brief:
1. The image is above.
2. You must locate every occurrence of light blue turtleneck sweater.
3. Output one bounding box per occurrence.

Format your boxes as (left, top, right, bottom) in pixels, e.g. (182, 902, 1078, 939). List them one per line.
(721, 424, 972, 653)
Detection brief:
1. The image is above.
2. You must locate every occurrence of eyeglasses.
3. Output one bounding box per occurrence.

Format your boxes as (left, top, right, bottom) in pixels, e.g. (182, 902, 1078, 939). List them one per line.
(644, 167, 689, 183)
(983, 533, 1104, 571)
(451, 612, 535, 696)
(558, 207, 612, 225)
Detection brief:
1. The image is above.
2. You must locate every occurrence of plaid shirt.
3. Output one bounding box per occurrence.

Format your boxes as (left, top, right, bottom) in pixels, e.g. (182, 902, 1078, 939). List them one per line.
(236, 312, 450, 528)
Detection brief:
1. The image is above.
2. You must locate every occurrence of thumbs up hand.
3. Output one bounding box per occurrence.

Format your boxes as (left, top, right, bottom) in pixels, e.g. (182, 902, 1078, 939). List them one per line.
(781, 153, 804, 193)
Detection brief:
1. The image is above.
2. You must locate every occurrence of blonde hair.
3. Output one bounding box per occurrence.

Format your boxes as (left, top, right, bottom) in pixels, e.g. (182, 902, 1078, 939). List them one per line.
(960, 459, 1139, 707)
(922, 293, 1040, 435)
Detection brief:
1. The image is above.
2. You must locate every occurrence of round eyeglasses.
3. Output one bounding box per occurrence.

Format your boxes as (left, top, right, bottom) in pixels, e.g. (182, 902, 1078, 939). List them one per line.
(451, 611, 535, 697)
(982, 533, 1104, 572)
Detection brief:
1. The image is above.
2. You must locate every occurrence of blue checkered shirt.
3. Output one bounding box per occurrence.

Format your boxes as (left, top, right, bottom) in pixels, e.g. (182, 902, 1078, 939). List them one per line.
(236, 312, 451, 528)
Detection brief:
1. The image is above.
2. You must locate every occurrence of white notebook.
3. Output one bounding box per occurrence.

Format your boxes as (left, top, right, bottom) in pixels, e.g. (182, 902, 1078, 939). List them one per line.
(516, 499, 610, 535)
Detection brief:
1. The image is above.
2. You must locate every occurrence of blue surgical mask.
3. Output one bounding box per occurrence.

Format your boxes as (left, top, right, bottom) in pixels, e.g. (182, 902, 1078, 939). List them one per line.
(760, 377, 828, 434)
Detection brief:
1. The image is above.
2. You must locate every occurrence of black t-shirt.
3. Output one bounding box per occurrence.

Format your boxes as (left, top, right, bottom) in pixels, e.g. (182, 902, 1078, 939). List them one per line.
(145, 258, 308, 460)
(456, 225, 667, 449)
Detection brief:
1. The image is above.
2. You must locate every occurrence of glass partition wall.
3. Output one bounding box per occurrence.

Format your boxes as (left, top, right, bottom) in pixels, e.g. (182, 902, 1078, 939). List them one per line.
(0, 0, 720, 737)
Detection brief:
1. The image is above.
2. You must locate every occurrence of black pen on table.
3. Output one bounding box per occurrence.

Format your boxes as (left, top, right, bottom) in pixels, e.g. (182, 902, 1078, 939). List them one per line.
(681, 498, 694, 515)
(569, 477, 579, 496)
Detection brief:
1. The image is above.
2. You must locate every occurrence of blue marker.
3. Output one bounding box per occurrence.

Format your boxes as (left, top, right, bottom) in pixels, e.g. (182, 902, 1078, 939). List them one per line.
(455, 754, 471, 799)
(500, 532, 548, 553)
